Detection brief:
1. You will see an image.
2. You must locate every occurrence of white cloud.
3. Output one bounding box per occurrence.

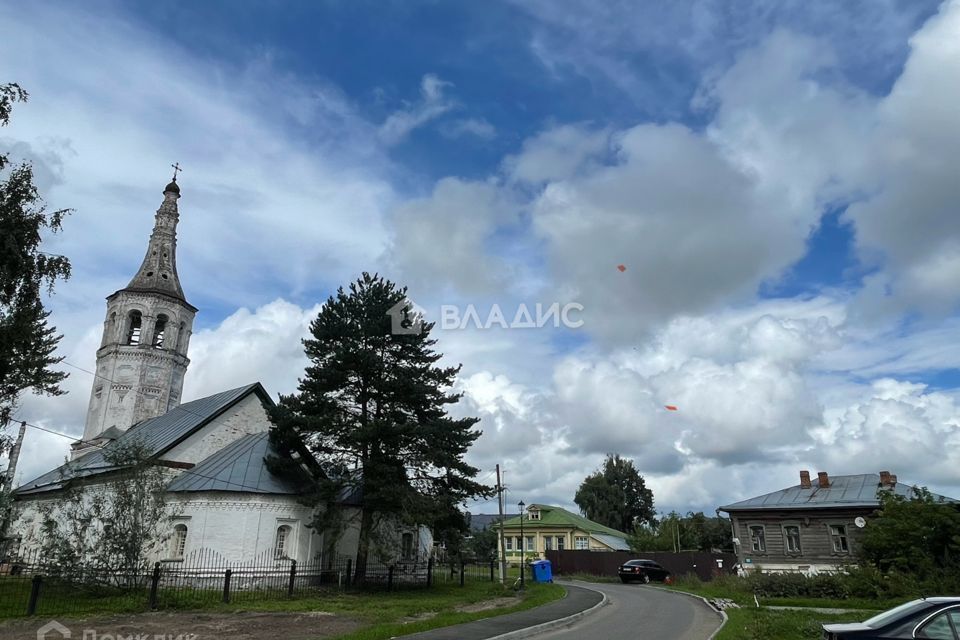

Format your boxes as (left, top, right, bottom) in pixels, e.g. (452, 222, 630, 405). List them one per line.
(378, 74, 457, 145)
(440, 118, 497, 140)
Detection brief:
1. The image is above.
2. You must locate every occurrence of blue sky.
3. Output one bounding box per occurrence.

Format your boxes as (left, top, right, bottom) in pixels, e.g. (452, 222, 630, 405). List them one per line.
(2, 0, 960, 515)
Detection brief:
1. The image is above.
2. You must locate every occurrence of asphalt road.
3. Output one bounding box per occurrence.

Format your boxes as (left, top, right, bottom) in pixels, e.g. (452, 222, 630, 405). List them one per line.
(532, 581, 723, 640)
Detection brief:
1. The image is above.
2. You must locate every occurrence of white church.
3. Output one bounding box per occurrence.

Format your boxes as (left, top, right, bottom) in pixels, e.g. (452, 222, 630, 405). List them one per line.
(10, 176, 432, 567)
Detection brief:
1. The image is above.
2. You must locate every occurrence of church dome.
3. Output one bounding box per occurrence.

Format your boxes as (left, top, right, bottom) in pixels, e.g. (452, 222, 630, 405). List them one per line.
(164, 179, 180, 195)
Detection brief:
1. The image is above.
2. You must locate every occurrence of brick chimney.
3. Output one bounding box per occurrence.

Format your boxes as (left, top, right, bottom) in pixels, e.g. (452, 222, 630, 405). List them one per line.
(879, 470, 892, 487)
(817, 471, 830, 488)
(889, 474, 897, 486)
(800, 470, 812, 489)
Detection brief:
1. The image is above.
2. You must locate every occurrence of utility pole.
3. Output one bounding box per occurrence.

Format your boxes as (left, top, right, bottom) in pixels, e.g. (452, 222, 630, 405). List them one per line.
(496, 464, 507, 584)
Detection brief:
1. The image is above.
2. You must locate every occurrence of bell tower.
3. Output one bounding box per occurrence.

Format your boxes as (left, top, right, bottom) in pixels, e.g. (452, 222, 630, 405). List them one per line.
(73, 173, 197, 458)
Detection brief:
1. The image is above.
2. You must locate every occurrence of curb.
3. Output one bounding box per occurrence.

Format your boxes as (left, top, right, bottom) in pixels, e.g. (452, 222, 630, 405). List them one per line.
(643, 585, 728, 640)
(483, 583, 608, 640)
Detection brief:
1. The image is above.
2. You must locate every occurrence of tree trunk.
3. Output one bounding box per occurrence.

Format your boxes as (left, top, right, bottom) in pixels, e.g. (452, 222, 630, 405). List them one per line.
(354, 505, 374, 585)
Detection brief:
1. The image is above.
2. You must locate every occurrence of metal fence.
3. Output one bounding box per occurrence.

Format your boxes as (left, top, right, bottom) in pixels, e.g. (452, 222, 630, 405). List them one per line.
(0, 548, 498, 619)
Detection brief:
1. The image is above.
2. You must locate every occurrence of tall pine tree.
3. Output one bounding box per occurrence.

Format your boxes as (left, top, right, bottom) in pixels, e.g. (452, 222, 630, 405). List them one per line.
(269, 273, 490, 582)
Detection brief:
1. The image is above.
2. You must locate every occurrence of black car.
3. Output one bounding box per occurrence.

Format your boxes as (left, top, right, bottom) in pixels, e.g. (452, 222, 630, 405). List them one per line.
(617, 559, 670, 583)
(822, 598, 960, 639)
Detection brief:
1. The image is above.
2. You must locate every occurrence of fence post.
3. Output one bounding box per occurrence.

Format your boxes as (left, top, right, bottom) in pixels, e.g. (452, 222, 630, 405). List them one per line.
(388, 565, 395, 592)
(460, 558, 465, 587)
(222, 569, 232, 604)
(346, 558, 352, 587)
(426, 557, 433, 588)
(288, 560, 297, 598)
(26, 574, 42, 615)
(490, 559, 495, 582)
(149, 562, 161, 610)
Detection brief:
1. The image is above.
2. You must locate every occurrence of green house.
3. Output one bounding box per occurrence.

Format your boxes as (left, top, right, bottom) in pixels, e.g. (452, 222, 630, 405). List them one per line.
(492, 503, 630, 560)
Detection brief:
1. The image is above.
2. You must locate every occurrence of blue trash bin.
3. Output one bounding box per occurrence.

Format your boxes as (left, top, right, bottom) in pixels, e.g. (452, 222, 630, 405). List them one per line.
(530, 559, 553, 583)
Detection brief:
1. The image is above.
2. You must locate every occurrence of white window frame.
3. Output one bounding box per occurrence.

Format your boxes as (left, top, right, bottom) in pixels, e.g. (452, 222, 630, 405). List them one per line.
(575, 536, 589, 550)
(749, 525, 766, 553)
(828, 524, 849, 554)
(505, 537, 513, 551)
(170, 523, 188, 560)
(525, 536, 534, 552)
(783, 524, 802, 554)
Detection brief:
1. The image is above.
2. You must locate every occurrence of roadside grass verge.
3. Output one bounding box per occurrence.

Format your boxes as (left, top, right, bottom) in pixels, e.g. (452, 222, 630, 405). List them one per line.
(328, 581, 565, 640)
(716, 607, 866, 640)
(1, 576, 565, 640)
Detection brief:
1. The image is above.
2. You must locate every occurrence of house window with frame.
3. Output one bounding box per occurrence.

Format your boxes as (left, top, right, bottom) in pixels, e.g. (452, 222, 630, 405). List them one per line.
(505, 537, 513, 551)
(275, 525, 292, 558)
(515, 536, 522, 551)
(401, 532, 414, 561)
(784, 525, 802, 554)
(575, 536, 589, 550)
(749, 525, 766, 553)
(829, 525, 849, 553)
(525, 536, 534, 551)
(545, 536, 553, 551)
(170, 524, 187, 560)
(528, 510, 540, 521)
(557, 536, 565, 551)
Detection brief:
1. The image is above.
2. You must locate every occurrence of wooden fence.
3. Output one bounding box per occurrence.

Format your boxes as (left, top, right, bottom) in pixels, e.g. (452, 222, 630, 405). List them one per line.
(544, 549, 738, 581)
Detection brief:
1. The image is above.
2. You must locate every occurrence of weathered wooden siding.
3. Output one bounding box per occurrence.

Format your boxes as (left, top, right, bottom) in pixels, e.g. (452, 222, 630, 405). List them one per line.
(730, 507, 875, 569)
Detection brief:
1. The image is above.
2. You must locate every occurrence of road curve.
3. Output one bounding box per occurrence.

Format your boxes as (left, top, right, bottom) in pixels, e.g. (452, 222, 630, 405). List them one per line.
(531, 581, 722, 640)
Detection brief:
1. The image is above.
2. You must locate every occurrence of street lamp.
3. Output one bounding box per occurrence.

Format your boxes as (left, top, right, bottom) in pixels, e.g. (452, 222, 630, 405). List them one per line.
(518, 500, 526, 590)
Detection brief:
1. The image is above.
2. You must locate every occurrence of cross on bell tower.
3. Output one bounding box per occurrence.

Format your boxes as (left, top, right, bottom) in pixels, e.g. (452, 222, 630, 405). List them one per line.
(171, 162, 182, 181)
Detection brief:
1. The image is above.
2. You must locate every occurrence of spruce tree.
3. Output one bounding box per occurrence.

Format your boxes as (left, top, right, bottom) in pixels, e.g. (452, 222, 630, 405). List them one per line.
(269, 273, 490, 582)
(0, 83, 71, 414)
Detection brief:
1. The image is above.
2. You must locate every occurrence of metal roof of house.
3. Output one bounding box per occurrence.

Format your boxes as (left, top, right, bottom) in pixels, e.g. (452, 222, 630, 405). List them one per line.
(15, 383, 269, 496)
(166, 432, 298, 494)
(592, 533, 631, 551)
(496, 504, 630, 541)
(719, 474, 958, 512)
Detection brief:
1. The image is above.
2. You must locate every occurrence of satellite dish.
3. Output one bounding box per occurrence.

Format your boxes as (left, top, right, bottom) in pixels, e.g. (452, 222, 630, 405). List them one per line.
(854, 517, 866, 528)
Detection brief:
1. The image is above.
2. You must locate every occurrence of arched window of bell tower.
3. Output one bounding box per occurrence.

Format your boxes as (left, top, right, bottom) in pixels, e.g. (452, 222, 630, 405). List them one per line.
(126, 310, 143, 345)
(153, 314, 169, 349)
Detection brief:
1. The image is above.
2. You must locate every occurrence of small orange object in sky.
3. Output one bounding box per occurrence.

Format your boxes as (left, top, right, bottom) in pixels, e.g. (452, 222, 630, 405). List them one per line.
(617, 264, 626, 272)
(664, 405, 678, 411)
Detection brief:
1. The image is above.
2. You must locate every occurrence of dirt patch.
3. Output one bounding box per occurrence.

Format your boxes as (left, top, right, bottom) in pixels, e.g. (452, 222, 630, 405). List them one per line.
(0, 610, 362, 640)
(454, 596, 518, 613)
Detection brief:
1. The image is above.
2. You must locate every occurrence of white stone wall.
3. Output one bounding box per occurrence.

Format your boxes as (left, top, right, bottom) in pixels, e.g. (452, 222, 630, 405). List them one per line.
(161, 393, 269, 464)
(162, 493, 322, 564)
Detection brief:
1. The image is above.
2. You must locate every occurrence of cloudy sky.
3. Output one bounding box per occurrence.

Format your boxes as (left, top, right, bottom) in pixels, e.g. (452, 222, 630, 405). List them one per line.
(2, 0, 959, 518)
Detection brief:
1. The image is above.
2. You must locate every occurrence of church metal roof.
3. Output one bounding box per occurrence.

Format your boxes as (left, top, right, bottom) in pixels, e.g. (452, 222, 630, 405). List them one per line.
(719, 474, 958, 512)
(14, 383, 268, 496)
(166, 432, 299, 494)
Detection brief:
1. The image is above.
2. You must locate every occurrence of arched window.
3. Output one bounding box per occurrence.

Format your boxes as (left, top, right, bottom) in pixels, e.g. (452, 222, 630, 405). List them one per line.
(170, 524, 188, 560)
(153, 314, 169, 349)
(126, 311, 143, 345)
(401, 532, 414, 561)
(275, 525, 292, 558)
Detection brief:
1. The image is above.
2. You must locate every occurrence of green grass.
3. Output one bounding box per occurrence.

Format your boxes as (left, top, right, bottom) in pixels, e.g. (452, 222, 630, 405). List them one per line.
(1, 575, 565, 640)
(716, 608, 866, 640)
(330, 581, 565, 640)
